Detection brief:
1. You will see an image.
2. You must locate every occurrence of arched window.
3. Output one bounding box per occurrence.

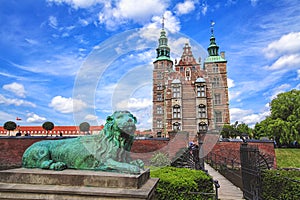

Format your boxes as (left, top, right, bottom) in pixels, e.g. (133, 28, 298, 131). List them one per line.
(185, 67, 191, 80)
(198, 122, 207, 132)
(198, 104, 206, 118)
(173, 122, 181, 131)
(173, 105, 181, 118)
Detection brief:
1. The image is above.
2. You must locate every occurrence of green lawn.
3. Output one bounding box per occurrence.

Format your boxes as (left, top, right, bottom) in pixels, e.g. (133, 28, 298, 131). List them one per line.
(275, 148, 300, 168)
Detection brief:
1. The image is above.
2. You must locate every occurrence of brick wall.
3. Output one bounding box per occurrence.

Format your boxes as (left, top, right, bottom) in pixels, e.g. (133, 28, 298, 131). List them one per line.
(0, 132, 189, 169)
(206, 141, 277, 168)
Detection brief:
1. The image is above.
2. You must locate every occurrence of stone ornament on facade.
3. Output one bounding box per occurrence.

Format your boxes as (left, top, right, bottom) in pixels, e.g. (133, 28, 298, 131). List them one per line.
(22, 111, 144, 174)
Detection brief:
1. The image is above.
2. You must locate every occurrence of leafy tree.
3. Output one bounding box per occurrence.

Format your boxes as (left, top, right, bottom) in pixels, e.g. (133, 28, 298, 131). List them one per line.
(254, 89, 300, 146)
(3, 121, 17, 136)
(79, 122, 90, 135)
(42, 121, 54, 136)
(221, 121, 252, 138)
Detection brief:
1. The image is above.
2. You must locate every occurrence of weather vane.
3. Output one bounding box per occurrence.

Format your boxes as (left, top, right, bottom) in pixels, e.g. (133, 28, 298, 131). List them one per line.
(210, 20, 215, 35)
(162, 15, 165, 29)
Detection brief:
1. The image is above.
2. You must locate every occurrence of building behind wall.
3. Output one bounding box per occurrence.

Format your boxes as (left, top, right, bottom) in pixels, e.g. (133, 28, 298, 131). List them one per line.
(152, 23, 230, 141)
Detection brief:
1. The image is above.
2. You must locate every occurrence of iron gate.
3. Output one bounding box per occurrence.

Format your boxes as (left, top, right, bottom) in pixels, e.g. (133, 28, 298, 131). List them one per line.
(240, 143, 272, 200)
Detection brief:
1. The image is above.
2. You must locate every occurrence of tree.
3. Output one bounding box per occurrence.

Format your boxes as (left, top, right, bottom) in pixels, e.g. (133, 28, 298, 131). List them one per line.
(3, 121, 17, 136)
(79, 122, 90, 135)
(42, 121, 54, 136)
(254, 89, 300, 146)
(221, 121, 252, 139)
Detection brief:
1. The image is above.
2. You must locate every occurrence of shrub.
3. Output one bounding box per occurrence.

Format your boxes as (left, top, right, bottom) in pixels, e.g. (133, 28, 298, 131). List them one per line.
(150, 167, 214, 200)
(150, 152, 171, 167)
(261, 169, 300, 200)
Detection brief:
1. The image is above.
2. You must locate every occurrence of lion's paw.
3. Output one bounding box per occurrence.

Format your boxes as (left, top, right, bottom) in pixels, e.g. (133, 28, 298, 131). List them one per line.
(49, 162, 67, 171)
(130, 159, 144, 170)
(128, 165, 141, 174)
(41, 160, 53, 169)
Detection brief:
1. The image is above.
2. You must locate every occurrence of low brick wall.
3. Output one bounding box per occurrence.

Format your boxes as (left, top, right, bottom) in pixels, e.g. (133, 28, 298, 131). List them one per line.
(206, 140, 277, 168)
(0, 132, 189, 169)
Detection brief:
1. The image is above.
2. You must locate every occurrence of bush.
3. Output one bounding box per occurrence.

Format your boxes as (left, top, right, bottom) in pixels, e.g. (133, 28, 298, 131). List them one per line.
(261, 169, 300, 200)
(150, 167, 214, 200)
(150, 152, 171, 167)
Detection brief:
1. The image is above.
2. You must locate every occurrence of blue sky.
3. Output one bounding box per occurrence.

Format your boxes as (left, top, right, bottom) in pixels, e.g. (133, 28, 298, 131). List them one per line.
(0, 0, 299, 130)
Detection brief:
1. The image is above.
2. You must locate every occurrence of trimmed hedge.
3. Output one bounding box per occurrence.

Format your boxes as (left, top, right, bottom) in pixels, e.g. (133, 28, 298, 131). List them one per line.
(150, 167, 214, 200)
(261, 170, 300, 200)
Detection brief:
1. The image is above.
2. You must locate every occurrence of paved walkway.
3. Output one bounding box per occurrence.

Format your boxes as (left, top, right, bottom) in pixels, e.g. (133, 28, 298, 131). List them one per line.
(205, 163, 245, 200)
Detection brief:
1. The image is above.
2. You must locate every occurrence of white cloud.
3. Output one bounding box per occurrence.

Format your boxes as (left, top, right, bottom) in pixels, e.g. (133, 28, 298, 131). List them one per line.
(48, 16, 58, 29)
(227, 78, 235, 88)
(269, 83, 291, 100)
(175, 0, 195, 15)
(3, 82, 26, 97)
(98, 0, 168, 29)
(0, 111, 15, 122)
(47, 0, 104, 9)
(264, 32, 300, 58)
(116, 98, 152, 110)
(26, 113, 46, 123)
(49, 96, 87, 113)
(230, 107, 270, 127)
(84, 114, 98, 121)
(264, 53, 300, 70)
(0, 94, 36, 107)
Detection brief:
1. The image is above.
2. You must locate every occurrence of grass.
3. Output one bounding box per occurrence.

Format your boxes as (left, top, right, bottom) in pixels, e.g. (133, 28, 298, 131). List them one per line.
(275, 148, 300, 168)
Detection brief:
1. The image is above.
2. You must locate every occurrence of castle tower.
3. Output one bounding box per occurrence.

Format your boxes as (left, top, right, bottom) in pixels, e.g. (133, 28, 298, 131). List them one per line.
(204, 24, 230, 131)
(152, 22, 230, 140)
(152, 20, 173, 136)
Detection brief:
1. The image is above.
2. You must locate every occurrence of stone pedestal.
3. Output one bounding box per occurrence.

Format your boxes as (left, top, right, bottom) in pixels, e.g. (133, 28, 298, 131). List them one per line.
(0, 168, 158, 200)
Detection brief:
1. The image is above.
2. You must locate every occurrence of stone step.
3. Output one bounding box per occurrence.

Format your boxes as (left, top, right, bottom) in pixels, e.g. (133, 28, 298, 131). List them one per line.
(0, 168, 150, 189)
(0, 168, 158, 200)
(0, 178, 159, 200)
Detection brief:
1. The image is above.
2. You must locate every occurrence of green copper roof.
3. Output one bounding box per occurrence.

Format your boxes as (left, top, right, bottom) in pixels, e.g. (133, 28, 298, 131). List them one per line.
(154, 56, 173, 62)
(204, 55, 227, 63)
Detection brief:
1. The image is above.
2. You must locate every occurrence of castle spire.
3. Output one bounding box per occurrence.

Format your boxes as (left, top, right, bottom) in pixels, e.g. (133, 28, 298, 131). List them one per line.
(207, 21, 219, 56)
(155, 16, 171, 61)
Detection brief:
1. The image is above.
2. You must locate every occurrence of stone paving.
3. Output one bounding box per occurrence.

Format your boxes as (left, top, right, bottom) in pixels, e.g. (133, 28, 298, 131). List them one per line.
(205, 163, 245, 200)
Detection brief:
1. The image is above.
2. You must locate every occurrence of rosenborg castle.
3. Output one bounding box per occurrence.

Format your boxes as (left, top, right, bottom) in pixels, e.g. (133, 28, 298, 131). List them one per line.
(152, 23, 230, 141)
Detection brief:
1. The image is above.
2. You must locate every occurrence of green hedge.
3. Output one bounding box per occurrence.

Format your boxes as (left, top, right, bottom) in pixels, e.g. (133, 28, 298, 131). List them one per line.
(261, 170, 300, 200)
(150, 167, 214, 200)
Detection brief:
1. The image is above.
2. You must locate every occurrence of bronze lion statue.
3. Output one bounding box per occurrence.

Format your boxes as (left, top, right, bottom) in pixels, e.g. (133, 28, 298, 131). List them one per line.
(22, 111, 144, 174)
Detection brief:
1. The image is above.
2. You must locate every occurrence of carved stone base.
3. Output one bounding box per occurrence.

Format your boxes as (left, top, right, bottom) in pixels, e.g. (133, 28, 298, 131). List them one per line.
(0, 168, 158, 200)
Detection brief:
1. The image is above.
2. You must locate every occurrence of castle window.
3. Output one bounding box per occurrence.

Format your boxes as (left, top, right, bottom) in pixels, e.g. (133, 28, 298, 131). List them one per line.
(185, 68, 191, 80)
(198, 122, 207, 132)
(197, 85, 206, 97)
(173, 122, 181, 131)
(172, 86, 180, 98)
(157, 106, 162, 114)
(215, 111, 222, 123)
(214, 93, 221, 105)
(198, 104, 206, 118)
(212, 77, 220, 87)
(157, 120, 162, 128)
(157, 93, 162, 101)
(173, 105, 181, 118)
(213, 64, 219, 73)
(157, 82, 162, 90)
(157, 72, 162, 79)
